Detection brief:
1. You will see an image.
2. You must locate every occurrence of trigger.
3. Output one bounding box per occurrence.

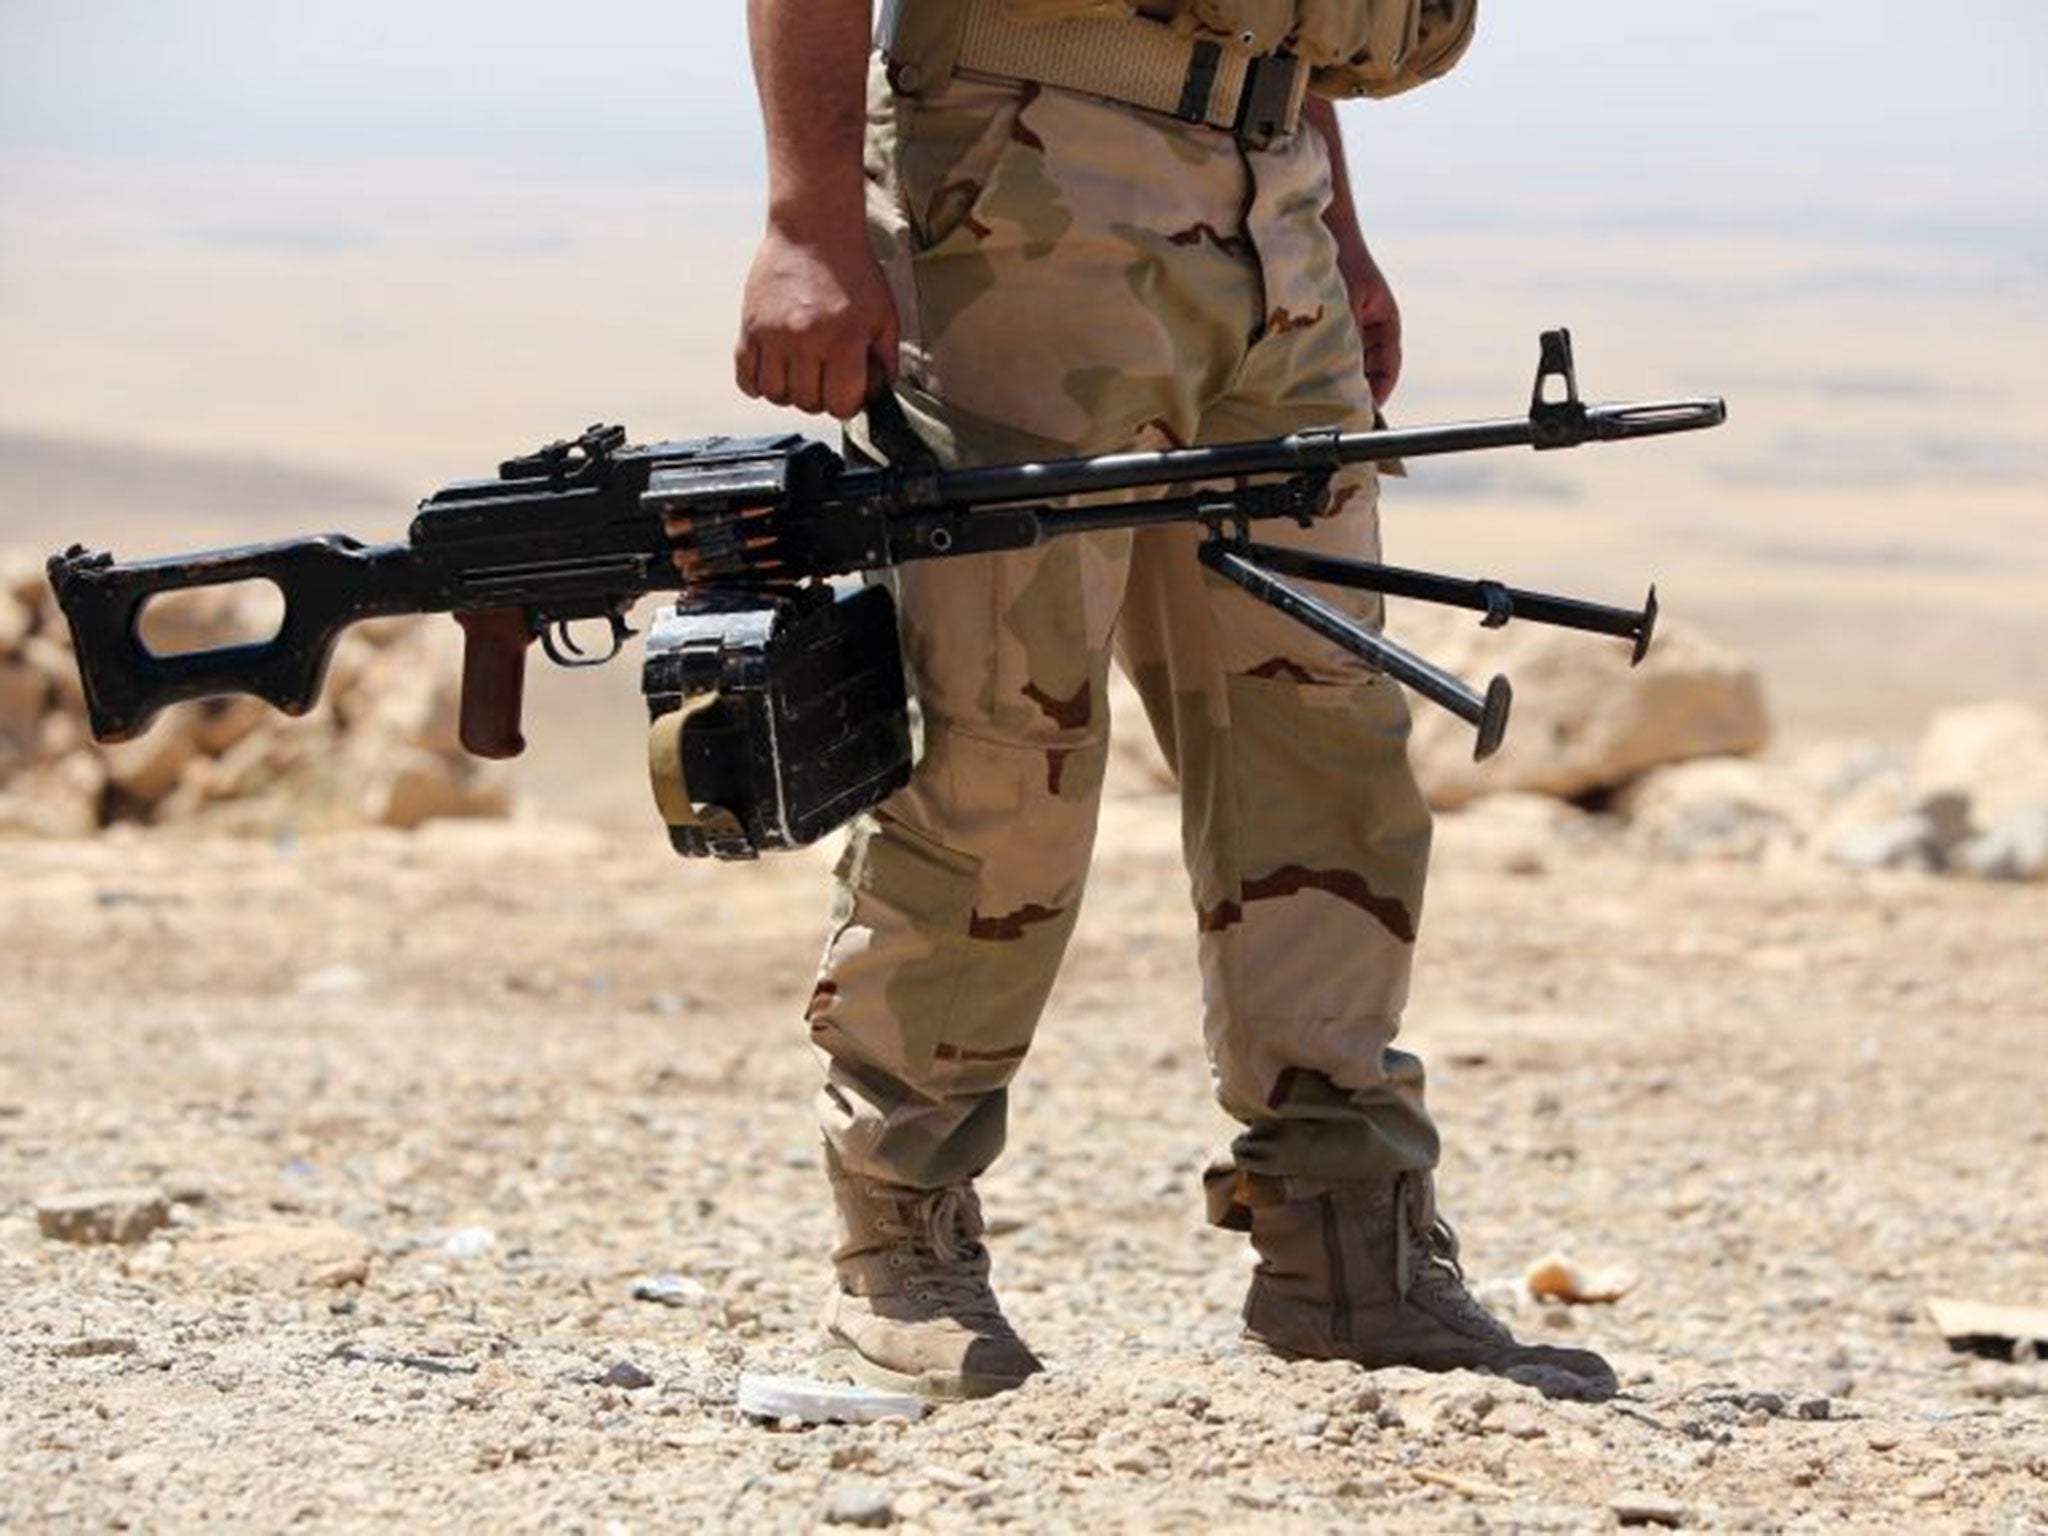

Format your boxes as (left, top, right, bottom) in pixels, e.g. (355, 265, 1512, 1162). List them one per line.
(539, 624, 582, 666)
(605, 610, 636, 657)
(540, 613, 637, 668)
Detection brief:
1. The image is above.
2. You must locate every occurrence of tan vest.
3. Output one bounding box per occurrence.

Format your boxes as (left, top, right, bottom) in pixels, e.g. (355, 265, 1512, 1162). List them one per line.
(882, 0, 1477, 102)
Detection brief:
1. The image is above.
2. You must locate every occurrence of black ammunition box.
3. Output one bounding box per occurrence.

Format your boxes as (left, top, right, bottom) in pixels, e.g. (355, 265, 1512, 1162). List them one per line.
(641, 584, 911, 860)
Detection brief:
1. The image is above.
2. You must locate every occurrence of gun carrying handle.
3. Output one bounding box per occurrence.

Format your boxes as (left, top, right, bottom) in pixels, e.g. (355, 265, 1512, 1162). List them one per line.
(454, 608, 533, 759)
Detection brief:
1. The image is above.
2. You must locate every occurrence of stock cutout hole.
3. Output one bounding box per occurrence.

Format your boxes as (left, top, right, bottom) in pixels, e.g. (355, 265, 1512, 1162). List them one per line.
(136, 580, 287, 657)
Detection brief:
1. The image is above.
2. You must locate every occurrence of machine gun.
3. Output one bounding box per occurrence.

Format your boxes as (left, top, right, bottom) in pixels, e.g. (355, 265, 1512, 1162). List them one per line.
(47, 330, 1724, 859)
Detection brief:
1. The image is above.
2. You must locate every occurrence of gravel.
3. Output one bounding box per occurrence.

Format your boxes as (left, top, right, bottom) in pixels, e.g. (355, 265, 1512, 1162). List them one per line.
(0, 816, 2043, 1530)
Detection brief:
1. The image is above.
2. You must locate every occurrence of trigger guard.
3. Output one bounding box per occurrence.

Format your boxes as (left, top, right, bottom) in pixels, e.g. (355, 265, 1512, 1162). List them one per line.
(541, 617, 625, 669)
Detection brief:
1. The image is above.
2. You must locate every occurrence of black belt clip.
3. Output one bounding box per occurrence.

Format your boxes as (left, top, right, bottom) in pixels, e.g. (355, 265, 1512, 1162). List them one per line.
(1235, 51, 1301, 150)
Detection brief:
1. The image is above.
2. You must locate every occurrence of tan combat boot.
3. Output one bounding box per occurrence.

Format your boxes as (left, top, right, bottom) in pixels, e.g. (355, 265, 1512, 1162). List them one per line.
(820, 1152, 1043, 1400)
(1225, 1168, 1616, 1398)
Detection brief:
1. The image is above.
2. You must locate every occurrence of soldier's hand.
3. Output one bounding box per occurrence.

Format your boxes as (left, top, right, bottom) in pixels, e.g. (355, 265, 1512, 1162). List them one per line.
(736, 224, 901, 420)
(1337, 245, 1402, 409)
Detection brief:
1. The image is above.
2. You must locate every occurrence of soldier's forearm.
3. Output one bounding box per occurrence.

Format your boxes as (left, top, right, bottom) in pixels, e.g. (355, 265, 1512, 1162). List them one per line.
(1305, 98, 1370, 261)
(748, 0, 873, 243)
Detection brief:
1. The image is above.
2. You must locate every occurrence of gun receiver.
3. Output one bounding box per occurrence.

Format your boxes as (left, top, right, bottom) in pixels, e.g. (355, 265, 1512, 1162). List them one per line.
(47, 329, 1725, 855)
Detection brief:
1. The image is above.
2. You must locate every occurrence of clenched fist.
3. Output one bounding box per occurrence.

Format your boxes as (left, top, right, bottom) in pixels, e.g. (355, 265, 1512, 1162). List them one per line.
(735, 223, 901, 421)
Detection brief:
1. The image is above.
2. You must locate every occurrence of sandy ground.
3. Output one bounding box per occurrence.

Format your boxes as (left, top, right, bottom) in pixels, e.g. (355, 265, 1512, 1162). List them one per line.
(2, 804, 2044, 1531)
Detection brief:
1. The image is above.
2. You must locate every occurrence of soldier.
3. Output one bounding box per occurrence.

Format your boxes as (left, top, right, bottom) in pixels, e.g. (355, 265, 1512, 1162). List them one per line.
(736, 0, 1613, 1401)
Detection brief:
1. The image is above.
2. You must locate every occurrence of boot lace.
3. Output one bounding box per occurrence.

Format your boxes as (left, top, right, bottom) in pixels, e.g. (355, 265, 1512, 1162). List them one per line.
(875, 1184, 1012, 1326)
(1395, 1172, 1512, 1343)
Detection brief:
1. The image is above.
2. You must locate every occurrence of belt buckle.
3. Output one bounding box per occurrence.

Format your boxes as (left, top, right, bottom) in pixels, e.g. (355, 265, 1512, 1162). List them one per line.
(1234, 52, 1300, 149)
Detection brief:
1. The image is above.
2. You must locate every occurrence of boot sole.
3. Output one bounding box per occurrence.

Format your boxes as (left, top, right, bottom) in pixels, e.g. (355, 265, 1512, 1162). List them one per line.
(1244, 1330, 1616, 1398)
(818, 1342, 1035, 1403)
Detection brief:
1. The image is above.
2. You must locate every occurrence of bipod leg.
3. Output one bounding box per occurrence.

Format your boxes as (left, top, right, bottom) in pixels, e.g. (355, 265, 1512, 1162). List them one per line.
(1231, 543, 1660, 665)
(1198, 541, 1512, 761)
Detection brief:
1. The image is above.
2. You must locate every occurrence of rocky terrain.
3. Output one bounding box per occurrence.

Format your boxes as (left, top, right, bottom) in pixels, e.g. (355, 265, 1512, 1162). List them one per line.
(16, 534, 2042, 887)
(0, 556, 505, 838)
(3, 779, 2045, 1530)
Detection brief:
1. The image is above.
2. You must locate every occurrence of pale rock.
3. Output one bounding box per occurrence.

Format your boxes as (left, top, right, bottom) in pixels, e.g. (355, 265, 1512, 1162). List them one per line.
(359, 747, 501, 830)
(338, 630, 464, 752)
(1951, 805, 2048, 882)
(0, 660, 46, 754)
(296, 964, 372, 997)
(1825, 814, 1942, 874)
(202, 728, 299, 805)
(1, 552, 49, 612)
(179, 1221, 373, 1287)
(0, 589, 31, 651)
(21, 633, 85, 711)
(321, 634, 372, 700)
(1788, 737, 1908, 801)
(191, 695, 271, 755)
(132, 580, 280, 657)
(824, 1479, 897, 1528)
(152, 758, 225, 823)
(633, 1272, 710, 1307)
(36, 1187, 172, 1246)
(0, 753, 106, 836)
(1616, 757, 1810, 862)
(187, 792, 298, 838)
(36, 706, 86, 763)
(1790, 739, 1914, 851)
(1916, 701, 2048, 828)
(1394, 609, 1769, 810)
(1439, 791, 1606, 873)
(442, 1225, 496, 1260)
(101, 723, 200, 807)
(352, 614, 418, 650)
(0, 789, 90, 839)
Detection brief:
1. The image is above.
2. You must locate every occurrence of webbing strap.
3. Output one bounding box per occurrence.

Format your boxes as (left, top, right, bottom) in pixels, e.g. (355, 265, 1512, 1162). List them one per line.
(647, 691, 741, 839)
(952, 0, 1297, 142)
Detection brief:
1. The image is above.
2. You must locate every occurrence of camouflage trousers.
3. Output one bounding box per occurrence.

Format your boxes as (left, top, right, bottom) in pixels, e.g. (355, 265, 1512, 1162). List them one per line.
(809, 66, 1440, 1207)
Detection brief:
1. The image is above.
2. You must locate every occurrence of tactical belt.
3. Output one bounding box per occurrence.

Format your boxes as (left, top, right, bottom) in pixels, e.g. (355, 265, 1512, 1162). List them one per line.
(915, 0, 1310, 150)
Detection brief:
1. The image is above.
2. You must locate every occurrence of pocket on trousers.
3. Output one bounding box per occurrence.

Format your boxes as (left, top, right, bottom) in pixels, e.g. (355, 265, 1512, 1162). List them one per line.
(895, 85, 1027, 253)
(850, 813, 983, 929)
(837, 813, 987, 1074)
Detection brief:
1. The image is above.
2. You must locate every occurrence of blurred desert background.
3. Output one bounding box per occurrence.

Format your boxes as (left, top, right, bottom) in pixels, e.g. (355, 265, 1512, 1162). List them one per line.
(2, 1, 2043, 820)
(2, 4, 2045, 1530)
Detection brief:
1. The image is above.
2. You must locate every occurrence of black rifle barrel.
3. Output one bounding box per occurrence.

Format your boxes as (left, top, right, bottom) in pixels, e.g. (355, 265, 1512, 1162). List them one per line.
(927, 397, 1725, 508)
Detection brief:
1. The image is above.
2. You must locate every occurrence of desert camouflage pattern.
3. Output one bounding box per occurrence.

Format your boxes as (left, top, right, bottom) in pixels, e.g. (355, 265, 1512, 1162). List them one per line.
(907, 0, 1478, 101)
(808, 65, 1439, 1208)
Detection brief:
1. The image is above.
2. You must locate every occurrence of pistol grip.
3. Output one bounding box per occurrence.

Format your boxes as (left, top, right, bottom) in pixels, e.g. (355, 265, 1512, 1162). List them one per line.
(455, 608, 532, 758)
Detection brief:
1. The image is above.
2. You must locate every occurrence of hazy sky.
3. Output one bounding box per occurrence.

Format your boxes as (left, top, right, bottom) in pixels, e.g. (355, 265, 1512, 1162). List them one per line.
(2, 1, 2044, 235)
